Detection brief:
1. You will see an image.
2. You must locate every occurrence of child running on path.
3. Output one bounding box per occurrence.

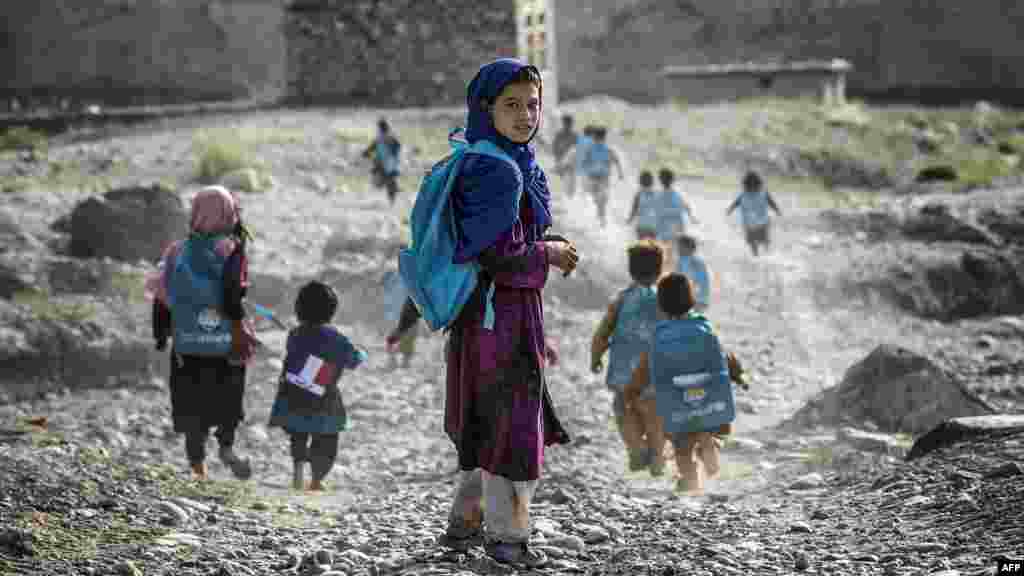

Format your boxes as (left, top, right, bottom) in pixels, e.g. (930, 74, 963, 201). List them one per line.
(726, 171, 782, 257)
(146, 185, 258, 481)
(675, 232, 714, 313)
(269, 281, 367, 491)
(580, 126, 625, 226)
(387, 58, 577, 568)
(625, 273, 748, 494)
(362, 118, 402, 205)
(626, 170, 658, 240)
(551, 114, 578, 198)
(590, 240, 665, 474)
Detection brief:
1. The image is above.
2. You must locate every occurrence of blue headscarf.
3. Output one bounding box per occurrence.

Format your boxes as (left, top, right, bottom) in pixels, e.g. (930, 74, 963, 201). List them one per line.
(453, 58, 552, 262)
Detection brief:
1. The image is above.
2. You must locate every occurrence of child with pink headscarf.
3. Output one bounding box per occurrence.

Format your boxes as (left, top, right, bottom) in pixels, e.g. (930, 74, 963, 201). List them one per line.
(146, 185, 257, 480)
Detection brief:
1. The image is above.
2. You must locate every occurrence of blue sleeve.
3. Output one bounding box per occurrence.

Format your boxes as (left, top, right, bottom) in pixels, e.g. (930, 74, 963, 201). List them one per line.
(334, 333, 365, 369)
(452, 154, 522, 263)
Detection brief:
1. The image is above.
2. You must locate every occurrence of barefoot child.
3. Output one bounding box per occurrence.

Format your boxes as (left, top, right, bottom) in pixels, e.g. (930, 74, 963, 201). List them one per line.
(146, 185, 258, 481)
(388, 59, 577, 568)
(551, 114, 579, 198)
(726, 171, 782, 257)
(625, 273, 748, 494)
(269, 281, 367, 491)
(591, 240, 665, 474)
(626, 170, 658, 240)
(381, 266, 418, 369)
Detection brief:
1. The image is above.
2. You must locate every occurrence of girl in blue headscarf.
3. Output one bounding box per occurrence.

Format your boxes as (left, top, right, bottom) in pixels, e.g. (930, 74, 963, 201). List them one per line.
(387, 58, 578, 567)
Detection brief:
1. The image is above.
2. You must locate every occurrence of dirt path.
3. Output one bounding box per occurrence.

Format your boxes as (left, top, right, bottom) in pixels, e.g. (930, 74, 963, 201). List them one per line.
(5, 107, 1007, 575)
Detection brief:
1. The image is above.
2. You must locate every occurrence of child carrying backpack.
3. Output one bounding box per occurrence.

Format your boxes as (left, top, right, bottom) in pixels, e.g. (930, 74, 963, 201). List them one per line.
(591, 240, 665, 474)
(624, 273, 748, 495)
(362, 118, 402, 205)
(268, 281, 367, 491)
(386, 59, 577, 568)
(675, 232, 714, 312)
(726, 171, 782, 257)
(146, 185, 258, 481)
(626, 170, 658, 240)
(581, 126, 624, 226)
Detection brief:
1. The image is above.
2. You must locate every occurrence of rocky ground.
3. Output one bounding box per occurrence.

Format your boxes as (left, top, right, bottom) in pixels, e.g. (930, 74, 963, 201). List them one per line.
(1, 102, 1022, 576)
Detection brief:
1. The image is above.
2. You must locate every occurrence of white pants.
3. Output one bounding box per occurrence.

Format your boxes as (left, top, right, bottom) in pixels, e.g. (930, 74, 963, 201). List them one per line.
(448, 469, 538, 543)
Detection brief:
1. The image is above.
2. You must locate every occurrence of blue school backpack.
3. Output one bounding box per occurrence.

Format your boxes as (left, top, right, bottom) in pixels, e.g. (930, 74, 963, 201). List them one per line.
(650, 314, 735, 434)
(398, 129, 519, 332)
(738, 189, 770, 228)
(166, 235, 233, 357)
(583, 142, 611, 178)
(677, 254, 710, 308)
(376, 138, 400, 176)
(606, 285, 659, 392)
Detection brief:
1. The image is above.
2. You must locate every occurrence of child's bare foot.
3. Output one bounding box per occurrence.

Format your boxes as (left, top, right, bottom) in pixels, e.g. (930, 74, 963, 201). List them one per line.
(308, 479, 325, 492)
(190, 462, 208, 481)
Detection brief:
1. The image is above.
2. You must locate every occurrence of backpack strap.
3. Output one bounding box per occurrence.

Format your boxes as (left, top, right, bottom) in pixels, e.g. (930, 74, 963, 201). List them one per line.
(463, 139, 521, 331)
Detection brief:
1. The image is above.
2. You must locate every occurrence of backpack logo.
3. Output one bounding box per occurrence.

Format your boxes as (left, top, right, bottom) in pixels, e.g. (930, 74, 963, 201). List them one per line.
(196, 307, 222, 332)
(398, 129, 520, 332)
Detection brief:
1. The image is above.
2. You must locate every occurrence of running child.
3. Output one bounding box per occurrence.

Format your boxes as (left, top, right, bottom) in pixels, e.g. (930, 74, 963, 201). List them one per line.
(675, 231, 714, 313)
(591, 240, 665, 474)
(726, 170, 782, 257)
(268, 281, 367, 491)
(581, 126, 625, 226)
(626, 170, 658, 240)
(625, 273, 748, 495)
(362, 118, 402, 205)
(146, 185, 258, 481)
(551, 114, 579, 198)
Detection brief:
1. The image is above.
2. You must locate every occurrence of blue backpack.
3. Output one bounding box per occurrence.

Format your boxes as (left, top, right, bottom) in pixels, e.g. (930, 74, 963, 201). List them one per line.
(167, 235, 233, 356)
(398, 129, 519, 332)
(583, 142, 611, 178)
(606, 285, 658, 391)
(650, 314, 735, 434)
(376, 138, 399, 176)
(677, 254, 710, 308)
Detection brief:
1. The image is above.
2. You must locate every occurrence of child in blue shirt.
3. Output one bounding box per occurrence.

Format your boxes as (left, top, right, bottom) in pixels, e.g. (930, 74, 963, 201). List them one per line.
(675, 232, 714, 312)
(269, 281, 367, 491)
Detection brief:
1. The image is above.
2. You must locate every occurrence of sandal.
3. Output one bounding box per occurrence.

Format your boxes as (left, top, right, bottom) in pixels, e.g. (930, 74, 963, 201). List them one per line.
(486, 541, 548, 568)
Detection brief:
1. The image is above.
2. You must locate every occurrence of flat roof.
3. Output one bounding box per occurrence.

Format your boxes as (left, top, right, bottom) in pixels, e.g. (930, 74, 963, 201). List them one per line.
(662, 59, 852, 78)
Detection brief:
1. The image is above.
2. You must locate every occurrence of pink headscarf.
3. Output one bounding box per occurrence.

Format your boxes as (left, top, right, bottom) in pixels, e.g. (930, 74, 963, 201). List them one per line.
(145, 186, 241, 305)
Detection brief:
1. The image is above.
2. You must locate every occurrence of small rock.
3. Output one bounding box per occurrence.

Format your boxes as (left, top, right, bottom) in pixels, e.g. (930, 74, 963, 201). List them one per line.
(810, 509, 829, 521)
(115, 560, 142, 576)
(549, 533, 585, 552)
(158, 500, 190, 527)
(789, 522, 814, 534)
(577, 524, 609, 544)
(789, 473, 825, 490)
(251, 501, 269, 511)
(314, 549, 334, 566)
(854, 554, 881, 562)
(548, 486, 577, 505)
(984, 462, 1023, 479)
(794, 552, 810, 571)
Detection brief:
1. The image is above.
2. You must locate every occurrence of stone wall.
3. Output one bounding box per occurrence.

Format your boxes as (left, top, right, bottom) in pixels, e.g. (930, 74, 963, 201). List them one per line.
(1, 0, 286, 107)
(285, 0, 517, 106)
(554, 0, 1024, 105)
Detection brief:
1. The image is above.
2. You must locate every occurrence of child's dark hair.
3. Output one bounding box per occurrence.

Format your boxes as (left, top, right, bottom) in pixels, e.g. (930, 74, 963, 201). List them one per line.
(377, 118, 390, 133)
(658, 168, 675, 188)
(592, 126, 608, 141)
(743, 170, 762, 191)
(295, 281, 339, 325)
(657, 273, 696, 317)
(639, 170, 654, 188)
(676, 233, 698, 251)
(562, 114, 574, 126)
(627, 240, 664, 285)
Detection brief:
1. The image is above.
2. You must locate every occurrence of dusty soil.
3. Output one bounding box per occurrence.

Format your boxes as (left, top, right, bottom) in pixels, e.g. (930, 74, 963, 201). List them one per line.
(1, 104, 1021, 576)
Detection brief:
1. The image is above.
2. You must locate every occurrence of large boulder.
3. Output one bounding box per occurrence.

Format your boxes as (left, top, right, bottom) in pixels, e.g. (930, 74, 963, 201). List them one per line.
(784, 344, 993, 434)
(68, 183, 187, 262)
